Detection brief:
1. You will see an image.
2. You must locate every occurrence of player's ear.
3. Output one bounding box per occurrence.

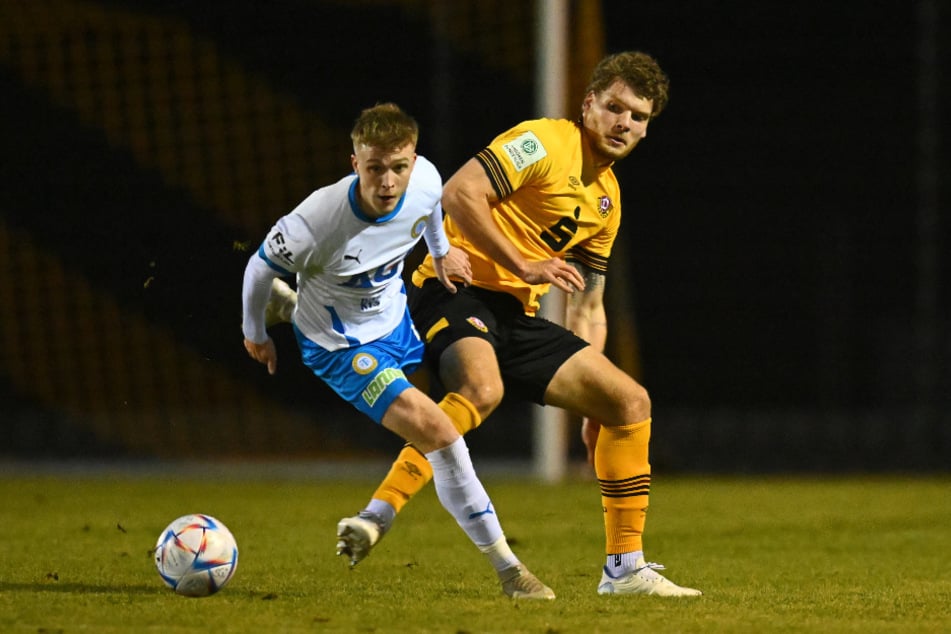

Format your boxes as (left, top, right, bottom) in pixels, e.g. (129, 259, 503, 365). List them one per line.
(582, 91, 595, 112)
(351, 154, 358, 172)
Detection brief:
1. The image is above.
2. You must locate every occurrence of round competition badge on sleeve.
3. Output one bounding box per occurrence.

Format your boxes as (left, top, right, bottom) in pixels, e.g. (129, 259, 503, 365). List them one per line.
(411, 216, 427, 239)
(352, 353, 378, 375)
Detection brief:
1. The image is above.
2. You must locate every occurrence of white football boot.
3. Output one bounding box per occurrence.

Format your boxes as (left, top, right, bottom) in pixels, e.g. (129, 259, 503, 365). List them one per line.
(597, 557, 702, 597)
(335, 514, 384, 567)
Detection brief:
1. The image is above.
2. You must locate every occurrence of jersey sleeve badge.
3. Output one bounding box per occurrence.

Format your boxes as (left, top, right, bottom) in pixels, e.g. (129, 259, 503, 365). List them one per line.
(501, 131, 548, 172)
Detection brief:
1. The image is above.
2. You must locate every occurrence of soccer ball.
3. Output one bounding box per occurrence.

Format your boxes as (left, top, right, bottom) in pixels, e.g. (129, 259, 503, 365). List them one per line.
(154, 513, 239, 597)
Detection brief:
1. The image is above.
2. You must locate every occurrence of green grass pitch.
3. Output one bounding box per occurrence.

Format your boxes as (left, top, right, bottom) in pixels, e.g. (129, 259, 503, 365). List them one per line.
(1, 470, 949, 633)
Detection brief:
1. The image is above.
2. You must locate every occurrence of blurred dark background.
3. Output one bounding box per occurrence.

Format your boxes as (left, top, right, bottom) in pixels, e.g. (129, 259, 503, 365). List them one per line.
(0, 0, 947, 472)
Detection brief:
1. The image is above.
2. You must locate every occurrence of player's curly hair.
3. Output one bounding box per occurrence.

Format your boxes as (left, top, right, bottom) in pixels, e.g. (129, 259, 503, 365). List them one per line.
(585, 51, 670, 118)
(351, 102, 419, 150)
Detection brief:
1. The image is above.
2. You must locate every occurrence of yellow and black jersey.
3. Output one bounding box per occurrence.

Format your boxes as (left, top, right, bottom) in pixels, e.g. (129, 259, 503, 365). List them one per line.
(413, 117, 621, 315)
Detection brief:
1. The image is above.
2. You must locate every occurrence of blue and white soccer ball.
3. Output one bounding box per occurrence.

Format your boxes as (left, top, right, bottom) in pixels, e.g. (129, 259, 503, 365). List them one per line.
(154, 513, 239, 597)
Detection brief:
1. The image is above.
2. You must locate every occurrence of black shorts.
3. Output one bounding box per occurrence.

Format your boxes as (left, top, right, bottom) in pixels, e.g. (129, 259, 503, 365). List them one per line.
(407, 278, 589, 405)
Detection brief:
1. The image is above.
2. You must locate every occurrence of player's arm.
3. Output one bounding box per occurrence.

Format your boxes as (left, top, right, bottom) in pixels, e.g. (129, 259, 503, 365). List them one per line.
(565, 262, 607, 349)
(565, 261, 608, 465)
(442, 158, 584, 293)
(241, 253, 280, 375)
(242, 215, 306, 375)
(424, 201, 471, 293)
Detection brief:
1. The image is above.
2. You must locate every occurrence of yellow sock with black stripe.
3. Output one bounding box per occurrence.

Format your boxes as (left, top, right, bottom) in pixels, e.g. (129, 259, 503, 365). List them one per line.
(595, 418, 651, 554)
(370, 392, 482, 512)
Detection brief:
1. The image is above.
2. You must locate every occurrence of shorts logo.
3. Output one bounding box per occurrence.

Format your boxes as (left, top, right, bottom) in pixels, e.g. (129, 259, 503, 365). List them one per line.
(598, 195, 613, 218)
(362, 367, 405, 407)
(466, 316, 488, 333)
(501, 131, 547, 172)
(352, 353, 378, 375)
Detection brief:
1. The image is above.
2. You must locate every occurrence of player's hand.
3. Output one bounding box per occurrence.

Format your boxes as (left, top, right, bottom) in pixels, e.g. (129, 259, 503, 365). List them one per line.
(244, 337, 278, 375)
(581, 417, 602, 467)
(433, 246, 472, 293)
(521, 258, 585, 294)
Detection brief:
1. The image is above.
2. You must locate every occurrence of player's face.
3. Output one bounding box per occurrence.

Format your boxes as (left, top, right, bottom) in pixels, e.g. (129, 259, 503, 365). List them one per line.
(351, 143, 417, 218)
(581, 79, 654, 165)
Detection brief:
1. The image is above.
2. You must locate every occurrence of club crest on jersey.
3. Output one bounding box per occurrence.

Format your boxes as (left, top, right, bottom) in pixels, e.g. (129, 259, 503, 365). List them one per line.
(411, 215, 427, 239)
(352, 353, 378, 375)
(466, 316, 488, 333)
(501, 131, 548, 172)
(598, 195, 613, 218)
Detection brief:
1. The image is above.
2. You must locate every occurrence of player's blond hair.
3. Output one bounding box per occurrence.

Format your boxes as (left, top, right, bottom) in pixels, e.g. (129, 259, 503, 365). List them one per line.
(350, 102, 419, 151)
(585, 51, 670, 118)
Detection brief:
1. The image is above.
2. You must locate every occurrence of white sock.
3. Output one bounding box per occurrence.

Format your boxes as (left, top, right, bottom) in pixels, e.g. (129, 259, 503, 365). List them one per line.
(605, 550, 644, 576)
(425, 437, 504, 549)
(479, 535, 520, 572)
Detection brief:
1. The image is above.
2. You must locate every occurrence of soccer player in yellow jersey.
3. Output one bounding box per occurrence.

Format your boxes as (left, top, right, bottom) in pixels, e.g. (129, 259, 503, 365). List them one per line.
(270, 52, 702, 597)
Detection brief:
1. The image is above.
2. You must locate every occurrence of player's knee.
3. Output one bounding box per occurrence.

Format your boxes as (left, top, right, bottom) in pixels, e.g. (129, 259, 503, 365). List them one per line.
(459, 381, 503, 420)
(628, 382, 651, 422)
(611, 380, 651, 424)
(411, 416, 459, 454)
(383, 391, 458, 452)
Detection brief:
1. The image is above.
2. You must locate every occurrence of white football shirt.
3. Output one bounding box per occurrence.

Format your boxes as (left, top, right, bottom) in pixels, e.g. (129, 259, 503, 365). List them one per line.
(244, 155, 447, 351)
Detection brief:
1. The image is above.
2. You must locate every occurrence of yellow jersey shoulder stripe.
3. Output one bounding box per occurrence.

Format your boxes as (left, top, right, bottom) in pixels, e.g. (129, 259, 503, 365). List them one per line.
(567, 246, 609, 273)
(475, 148, 514, 199)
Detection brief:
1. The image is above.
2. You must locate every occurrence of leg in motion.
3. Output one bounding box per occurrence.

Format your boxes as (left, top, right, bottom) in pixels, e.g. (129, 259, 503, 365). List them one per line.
(546, 348, 702, 597)
(426, 435, 554, 600)
(336, 391, 483, 563)
(343, 387, 554, 600)
(593, 418, 698, 596)
(339, 337, 504, 560)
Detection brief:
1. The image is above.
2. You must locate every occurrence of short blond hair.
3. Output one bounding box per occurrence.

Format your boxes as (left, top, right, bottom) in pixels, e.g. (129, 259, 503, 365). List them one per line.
(350, 102, 419, 151)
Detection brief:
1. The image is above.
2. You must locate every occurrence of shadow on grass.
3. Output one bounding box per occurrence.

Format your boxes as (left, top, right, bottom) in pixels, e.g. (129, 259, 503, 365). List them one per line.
(0, 582, 167, 595)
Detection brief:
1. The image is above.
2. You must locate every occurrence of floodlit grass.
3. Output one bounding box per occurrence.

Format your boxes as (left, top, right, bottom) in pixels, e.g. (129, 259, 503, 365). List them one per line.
(0, 470, 949, 633)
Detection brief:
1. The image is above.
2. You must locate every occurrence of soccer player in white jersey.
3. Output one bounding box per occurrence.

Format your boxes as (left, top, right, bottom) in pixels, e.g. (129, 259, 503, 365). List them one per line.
(266, 53, 701, 598)
(241, 103, 554, 600)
